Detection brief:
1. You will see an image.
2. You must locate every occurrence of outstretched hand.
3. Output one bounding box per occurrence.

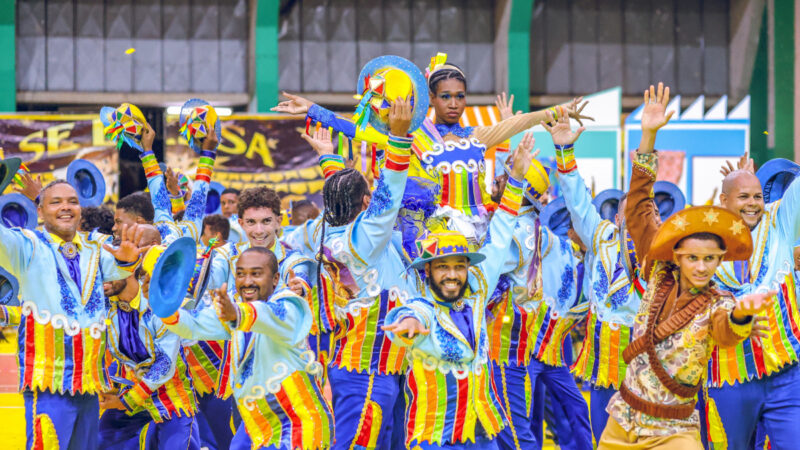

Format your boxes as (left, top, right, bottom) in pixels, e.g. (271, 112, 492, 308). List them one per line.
(496, 92, 521, 121)
(541, 105, 585, 147)
(749, 315, 770, 340)
(271, 92, 314, 115)
(720, 153, 755, 177)
(141, 123, 156, 152)
(103, 224, 150, 263)
(213, 283, 238, 322)
(381, 317, 430, 339)
(299, 127, 335, 157)
(641, 82, 674, 134)
(13, 171, 42, 202)
(564, 97, 594, 126)
(165, 167, 181, 197)
(733, 290, 777, 321)
(507, 132, 540, 180)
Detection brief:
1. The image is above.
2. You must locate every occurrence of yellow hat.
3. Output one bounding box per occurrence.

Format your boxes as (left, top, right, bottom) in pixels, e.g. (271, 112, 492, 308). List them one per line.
(648, 206, 752, 262)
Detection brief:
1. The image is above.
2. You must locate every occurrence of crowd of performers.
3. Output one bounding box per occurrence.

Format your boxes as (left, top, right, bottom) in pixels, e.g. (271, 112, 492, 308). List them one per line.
(0, 52, 798, 450)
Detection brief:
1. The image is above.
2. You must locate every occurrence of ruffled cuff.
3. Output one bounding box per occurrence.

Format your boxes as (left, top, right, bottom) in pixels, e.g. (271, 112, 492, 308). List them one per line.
(384, 134, 413, 172)
(318, 155, 346, 179)
(195, 150, 216, 183)
(498, 175, 524, 216)
(115, 254, 142, 272)
(235, 302, 258, 332)
(554, 144, 576, 174)
(120, 381, 153, 411)
(139, 150, 162, 180)
(632, 150, 658, 181)
(728, 313, 753, 338)
(170, 196, 186, 214)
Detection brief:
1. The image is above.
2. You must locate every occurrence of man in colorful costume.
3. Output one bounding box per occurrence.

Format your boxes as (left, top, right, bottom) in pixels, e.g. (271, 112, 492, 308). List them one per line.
(0, 175, 145, 449)
(162, 247, 333, 450)
(380, 133, 537, 450)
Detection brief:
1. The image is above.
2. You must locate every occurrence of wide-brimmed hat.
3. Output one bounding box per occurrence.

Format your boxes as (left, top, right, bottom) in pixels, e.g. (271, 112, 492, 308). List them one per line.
(353, 55, 429, 136)
(756, 158, 800, 204)
(100, 103, 147, 151)
(67, 159, 106, 207)
(648, 205, 752, 262)
(0, 158, 22, 194)
(592, 188, 624, 222)
(0, 266, 19, 306)
(653, 181, 686, 221)
(410, 230, 485, 270)
(204, 181, 226, 216)
(0, 193, 38, 229)
(540, 197, 572, 238)
(143, 237, 197, 318)
(179, 98, 221, 154)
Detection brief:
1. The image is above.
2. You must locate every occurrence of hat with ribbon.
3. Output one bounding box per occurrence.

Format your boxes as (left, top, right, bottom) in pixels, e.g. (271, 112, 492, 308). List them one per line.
(653, 181, 686, 221)
(592, 188, 625, 222)
(648, 205, 752, 262)
(540, 197, 572, 238)
(0, 266, 19, 306)
(410, 229, 486, 270)
(353, 55, 429, 136)
(100, 103, 147, 151)
(756, 158, 800, 204)
(142, 236, 198, 318)
(0, 193, 38, 229)
(67, 159, 106, 207)
(179, 98, 221, 154)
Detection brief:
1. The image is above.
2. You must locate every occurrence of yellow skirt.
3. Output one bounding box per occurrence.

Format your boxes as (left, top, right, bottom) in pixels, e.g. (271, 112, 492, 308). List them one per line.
(598, 418, 703, 450)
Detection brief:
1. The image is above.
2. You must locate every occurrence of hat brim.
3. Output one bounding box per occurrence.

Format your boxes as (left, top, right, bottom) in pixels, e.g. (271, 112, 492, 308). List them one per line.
(149, 237, 198, 318)
(205, 181, 225, 216)
(67, 159, 107, 207)
(647, 206, 753, 262)
(410, 251, 486, 270)
(99, 106, 144, 152)
(540, 197, 572, 238)
(653, 181, 686, 221)
(357, 55, 429, 135)
(756, 158, 800, 204)
(592, 188, 624, 222)
(0, 193, 39, 230)
(0, 266, 19, 306)
(179, 98, 222, 155)
(0, 158, 22, 195)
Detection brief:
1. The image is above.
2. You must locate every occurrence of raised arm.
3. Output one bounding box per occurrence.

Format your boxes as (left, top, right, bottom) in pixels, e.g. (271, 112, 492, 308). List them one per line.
(179, 133, 218, 240)
(162, 300, 232, 341)
(382, 297, 434, 348)
(232, 291, 311, 347)
(0, 226, 35, 277)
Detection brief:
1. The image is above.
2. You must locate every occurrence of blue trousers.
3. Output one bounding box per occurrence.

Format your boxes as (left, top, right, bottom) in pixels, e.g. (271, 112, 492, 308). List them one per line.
(410, 436, 498, 449)
(589, 386, 616, 445)
(492, 363, 539, 449)
(24, 389, 99, 450)
(328, 366, 402, 450)
(195, 392, 235, 450)
(700, 363, 800, 450)
(528, 360, 592, 450)
(98, 408, 200, 449)
(538, 385, 575, 449)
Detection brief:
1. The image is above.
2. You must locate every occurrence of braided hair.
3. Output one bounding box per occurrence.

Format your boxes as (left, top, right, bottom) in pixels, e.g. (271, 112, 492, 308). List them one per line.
(428, 64, 467, 95)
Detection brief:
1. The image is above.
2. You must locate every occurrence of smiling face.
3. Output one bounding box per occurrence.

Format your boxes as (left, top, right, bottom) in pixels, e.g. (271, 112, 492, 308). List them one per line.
(430, 78, 467, 125)
(38, 183, 81, 242)
(235, 251, 279, 302)
(673, 237, 726, 291)
(239, 207, 281, 248)
(720, 172, 764, 230)
(427, 255, 469, 302)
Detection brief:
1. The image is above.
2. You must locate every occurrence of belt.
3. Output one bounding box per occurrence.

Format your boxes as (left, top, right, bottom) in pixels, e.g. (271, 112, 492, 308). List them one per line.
(619, 382, 696, 420)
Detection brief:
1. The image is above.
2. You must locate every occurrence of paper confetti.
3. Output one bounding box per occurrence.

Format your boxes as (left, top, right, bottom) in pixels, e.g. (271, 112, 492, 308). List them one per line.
(763, 131, 769, 135)
(125, 48, 136, 55)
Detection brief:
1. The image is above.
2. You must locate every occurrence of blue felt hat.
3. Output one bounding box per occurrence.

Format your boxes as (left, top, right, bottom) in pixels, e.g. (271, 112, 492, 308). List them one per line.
(179, 98, 222, 155)
(592, 188, 625, 222)
(540, 197, 572, 238)
(0, 266, 19, 306)
(67, 159, 106, 207)
(653, 181, 686, 221)
(0, 157, 22, 194)
(354, 55, 429, 135)
(204, 181, 226, 216)
(756, 158, 800, 204)
(145, 237, 198, 318)
(0, 193, 38, 229)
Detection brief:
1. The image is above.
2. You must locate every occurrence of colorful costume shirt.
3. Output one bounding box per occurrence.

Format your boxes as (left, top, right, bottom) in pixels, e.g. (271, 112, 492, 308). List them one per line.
(164, 289, 333, 450)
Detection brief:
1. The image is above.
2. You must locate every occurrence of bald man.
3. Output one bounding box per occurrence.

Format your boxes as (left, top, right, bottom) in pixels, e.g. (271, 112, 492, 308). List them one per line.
(698, 162, 800, 449)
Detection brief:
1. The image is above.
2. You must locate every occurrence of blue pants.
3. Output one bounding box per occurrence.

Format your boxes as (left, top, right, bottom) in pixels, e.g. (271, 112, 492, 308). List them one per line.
(589, 385, 616, 445)
(700, 363, 800, 450)
(195, 392, 235, 450)
(538, 385, 575, 449)
(24, 389, 99, 450)
(328, 366, 402, 450)
(410, 435, 499, 449)
(98, 408, 200, 449)
(527, 360, 592, 450)
(492, 363, 539, 449)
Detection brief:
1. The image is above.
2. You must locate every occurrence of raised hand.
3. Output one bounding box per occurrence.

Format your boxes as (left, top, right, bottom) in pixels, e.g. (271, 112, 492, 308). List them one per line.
(564, 97, 594, 126)
(213, 284, 238, 322)
(201, 126, 219, 152)
(381, 317, 430, 339)
(300, 127, 334, 157)
(496, 92, 521, 121)
(13, 171, 42, 202)
(142, 123, 156, 152)
(720, 153, 755, 177)
(103, 223, 149, 263)
(541, 105, 586, 147)
(287, 269, 306, 297)
(165, 167, 181, 197)
(733, 290, 777, 321)
(507, 132, 540, 180)
(271, 92, 314, 115)
(641, 83, 674, 134)
(388, 96, 412, 137)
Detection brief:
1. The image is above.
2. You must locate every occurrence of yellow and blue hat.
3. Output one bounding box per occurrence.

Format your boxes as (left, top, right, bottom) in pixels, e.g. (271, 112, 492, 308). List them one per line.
(410, 230, 485, 270)
(653, 181, 686, 221)
(592, 188, 625, 222)
(0, 266, 19, 306)
(0, 193, 38, 229)
(0, 157, 23, 194)
(67, 159, 106, 207)
(179, 98, 221, 154)
(756, 158, 800, 204)
(354, 55, 429, 135)
(143, 236, 198, 318)
(100, 103, 147, 151)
